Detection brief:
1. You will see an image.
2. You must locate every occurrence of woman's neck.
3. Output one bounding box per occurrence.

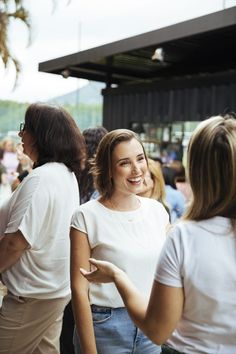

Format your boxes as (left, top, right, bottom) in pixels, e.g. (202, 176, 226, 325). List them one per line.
(137, 189, 152, 198)
(101, 194, 141, 211)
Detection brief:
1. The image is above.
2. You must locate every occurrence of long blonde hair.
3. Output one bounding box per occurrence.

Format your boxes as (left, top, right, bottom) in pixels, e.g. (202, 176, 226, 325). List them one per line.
(147, 158, 167, 205)
(185, 115, 236, 226)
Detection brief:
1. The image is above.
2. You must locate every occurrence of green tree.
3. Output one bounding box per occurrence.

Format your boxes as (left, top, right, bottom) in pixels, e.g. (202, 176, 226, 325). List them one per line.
(0, 100, 102, 138)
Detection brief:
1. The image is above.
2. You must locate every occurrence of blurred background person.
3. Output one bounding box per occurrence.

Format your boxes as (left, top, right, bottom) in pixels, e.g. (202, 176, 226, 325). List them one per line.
(11, 143, 33, 191)
(1, 137, 18, 184)
(170, 161, 192, 206)
(80, 126, 108, 203)
(138, 158, 169, 216)
(162, 165, 185, 223)
(0, 147, 11, 205)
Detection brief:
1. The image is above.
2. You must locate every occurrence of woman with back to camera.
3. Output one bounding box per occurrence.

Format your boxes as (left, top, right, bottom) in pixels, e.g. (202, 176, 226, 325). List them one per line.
(81, 114, 236, 354)
(70, 129, 169, 354)
(0, 103, 85, 354)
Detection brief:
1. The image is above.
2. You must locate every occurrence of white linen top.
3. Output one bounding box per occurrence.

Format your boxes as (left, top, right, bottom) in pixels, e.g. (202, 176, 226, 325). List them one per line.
(155, 217, 236, 354)
(0, 162, 79, 299)
(71, 197, 169, 307)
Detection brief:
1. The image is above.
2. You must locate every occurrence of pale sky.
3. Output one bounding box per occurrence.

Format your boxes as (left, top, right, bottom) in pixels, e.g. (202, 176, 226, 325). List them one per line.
(0, 0, 235, 103)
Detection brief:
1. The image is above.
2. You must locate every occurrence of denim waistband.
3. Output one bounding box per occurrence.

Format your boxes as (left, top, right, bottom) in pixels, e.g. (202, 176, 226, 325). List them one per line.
(90, 304, 113, 313)
(161, 344, 187, 354)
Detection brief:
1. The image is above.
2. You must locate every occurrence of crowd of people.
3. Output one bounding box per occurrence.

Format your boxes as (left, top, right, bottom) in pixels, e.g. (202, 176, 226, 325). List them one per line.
(0, 102, 235, 354)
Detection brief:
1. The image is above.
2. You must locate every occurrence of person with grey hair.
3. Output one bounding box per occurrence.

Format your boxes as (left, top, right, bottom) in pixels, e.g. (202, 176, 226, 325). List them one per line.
(0, 103, 85, 354)
(81, 115, 236, 354)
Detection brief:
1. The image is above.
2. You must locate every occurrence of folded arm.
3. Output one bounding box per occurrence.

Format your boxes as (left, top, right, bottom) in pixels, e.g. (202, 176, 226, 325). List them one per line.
(0, 231, 29, 273)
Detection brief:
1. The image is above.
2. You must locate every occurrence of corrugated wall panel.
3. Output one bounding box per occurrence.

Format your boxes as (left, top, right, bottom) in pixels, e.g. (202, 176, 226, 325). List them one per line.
(103, 79, 236, 130)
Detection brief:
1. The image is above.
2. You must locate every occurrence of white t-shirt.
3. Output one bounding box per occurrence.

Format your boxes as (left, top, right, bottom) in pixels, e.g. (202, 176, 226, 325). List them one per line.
(155, 217, 236, 354)
(71, 197, 169, 307)
(0, 162, 79, 299)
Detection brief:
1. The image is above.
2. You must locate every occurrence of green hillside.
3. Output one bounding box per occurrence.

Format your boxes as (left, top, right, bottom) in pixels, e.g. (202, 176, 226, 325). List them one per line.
(0, 100, 28, 138)
(49, 82, 105, 105)
(63, 102, 102, 131)
(0, 100, 103, 139)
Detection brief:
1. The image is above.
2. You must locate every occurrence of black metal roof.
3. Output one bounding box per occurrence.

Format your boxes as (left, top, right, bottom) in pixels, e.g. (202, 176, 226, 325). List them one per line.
(39, 7, 236, 86)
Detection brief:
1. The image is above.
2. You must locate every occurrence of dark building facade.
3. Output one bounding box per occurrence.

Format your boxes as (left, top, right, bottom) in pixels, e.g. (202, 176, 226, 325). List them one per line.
(103, 71, 236, 130)
(39, 7, 236, 134)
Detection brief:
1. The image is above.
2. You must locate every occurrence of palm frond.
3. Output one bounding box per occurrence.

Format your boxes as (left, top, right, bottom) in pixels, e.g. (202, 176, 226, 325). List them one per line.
(0, 0, 30, 85)
(0, 0, 71, 88)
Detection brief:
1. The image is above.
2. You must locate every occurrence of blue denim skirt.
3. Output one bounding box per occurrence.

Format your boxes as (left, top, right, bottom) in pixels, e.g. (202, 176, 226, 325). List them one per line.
(74, 305, 161, 354)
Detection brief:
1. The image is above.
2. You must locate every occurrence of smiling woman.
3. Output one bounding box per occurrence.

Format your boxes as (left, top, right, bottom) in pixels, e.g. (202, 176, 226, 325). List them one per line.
(70, 129, 169, 354)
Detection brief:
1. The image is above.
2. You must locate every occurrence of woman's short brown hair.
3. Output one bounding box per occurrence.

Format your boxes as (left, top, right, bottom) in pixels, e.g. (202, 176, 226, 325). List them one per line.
(91, 129, 148, 199)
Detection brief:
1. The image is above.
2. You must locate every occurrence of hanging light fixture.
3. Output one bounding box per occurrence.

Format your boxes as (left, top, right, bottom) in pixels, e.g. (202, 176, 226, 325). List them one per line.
(61, 69, 71, 78)
(151, 48, 164, 62)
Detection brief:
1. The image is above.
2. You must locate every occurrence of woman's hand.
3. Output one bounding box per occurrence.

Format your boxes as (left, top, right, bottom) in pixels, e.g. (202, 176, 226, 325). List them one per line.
(80, 258, 123, 283)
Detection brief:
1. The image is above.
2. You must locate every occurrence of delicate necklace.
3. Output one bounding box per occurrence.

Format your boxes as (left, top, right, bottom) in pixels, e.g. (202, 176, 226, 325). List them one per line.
(107, 197, 141, 212)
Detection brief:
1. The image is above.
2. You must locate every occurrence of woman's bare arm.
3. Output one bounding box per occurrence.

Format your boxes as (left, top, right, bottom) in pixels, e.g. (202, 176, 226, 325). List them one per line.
(70, 229, 98, 354)
(81, 258, 184, 345)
